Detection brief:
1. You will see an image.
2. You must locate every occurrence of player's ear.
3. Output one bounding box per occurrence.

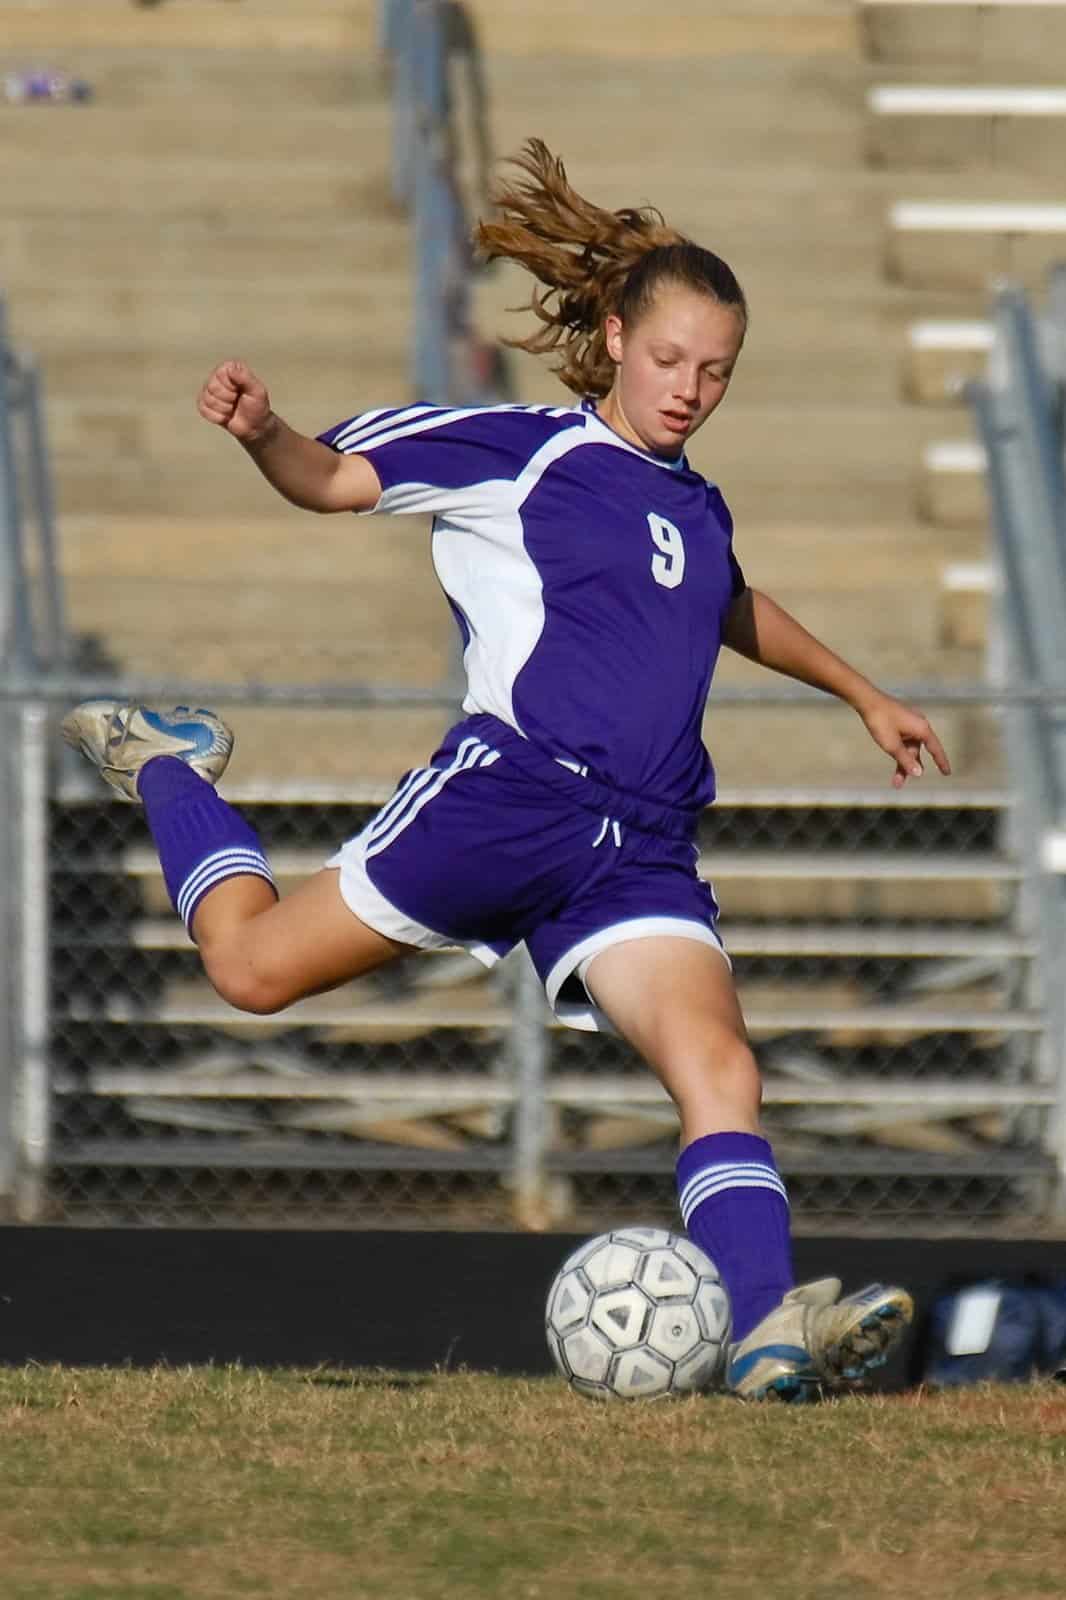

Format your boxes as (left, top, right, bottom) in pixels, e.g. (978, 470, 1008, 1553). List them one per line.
(604, 313, 624, 365)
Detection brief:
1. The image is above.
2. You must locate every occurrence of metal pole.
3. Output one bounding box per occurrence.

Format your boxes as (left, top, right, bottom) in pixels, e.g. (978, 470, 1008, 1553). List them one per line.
(385, 0, 417, 208)
(0, 708, 16, 1212)
(412, 0, 453, 401)
(0, 306, 34, 671)
(13, 703, 50, 1221)
(22, 359, 66, 669)
(1043, 873, 1066, 1214)
(509, 952, 554, 1229)
(970, 294, 1066, 1216)
(0, 298, 31, 1213)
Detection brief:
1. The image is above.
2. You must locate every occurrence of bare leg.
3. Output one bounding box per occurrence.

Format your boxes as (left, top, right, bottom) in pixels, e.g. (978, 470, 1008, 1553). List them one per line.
(191, 869, 412, 1014)
(582, 936, 761, 1143)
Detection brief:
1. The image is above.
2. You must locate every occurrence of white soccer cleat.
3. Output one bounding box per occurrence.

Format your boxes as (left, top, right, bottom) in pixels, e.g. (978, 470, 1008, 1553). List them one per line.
(61, 699, 234, 804)
(726, 1277, 914, 1403)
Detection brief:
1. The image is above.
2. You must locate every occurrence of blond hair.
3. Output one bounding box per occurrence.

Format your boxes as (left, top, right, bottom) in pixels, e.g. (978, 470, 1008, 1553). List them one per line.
(475, 139, 746, 398)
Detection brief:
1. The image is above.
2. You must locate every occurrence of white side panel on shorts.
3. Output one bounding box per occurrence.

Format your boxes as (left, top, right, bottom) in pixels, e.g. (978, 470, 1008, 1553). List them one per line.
(324, 832, 507, 966)
(544, 915, 732, 1033)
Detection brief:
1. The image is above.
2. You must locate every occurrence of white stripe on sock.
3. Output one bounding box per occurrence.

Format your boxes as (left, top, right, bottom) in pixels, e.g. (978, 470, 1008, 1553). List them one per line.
(680, 1177, 789, 1227)
(681, 1168, 789, 1211)
(176, 848, 274, 925)
(179, 862, 275, 930)
(680, 1164, 789, 1212)
(679, 1163, 788, 1225)
(178, 862, 275, 929)
(680, 1161, 785, 1196)
(177, 847, 272, 911)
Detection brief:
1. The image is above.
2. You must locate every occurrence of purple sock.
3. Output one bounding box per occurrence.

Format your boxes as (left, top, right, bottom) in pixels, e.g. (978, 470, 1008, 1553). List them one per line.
(677, 1131, 794, 1342)
(137, 756, 276, 937)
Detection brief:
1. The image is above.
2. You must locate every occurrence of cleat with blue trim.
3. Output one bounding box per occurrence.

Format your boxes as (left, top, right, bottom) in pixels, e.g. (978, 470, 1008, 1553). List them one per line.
(61, 699, 233, 803)
(726, 1278, 914, 1403)
(726, 1278, 841, 1403)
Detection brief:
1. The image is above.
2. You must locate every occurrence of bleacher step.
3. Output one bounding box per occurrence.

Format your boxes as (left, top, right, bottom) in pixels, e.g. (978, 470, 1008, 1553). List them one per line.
(860, 0, 1066, 78)
(904, 319, 992, 403)
(56, 918, 1036, 961)
(867, 85, 1066, 173)
(68, 845, 1022, 884)
(888, 202, 1066, 291)
(58, 988, 1040, 1039)
(61, 1067, 1052, 1108)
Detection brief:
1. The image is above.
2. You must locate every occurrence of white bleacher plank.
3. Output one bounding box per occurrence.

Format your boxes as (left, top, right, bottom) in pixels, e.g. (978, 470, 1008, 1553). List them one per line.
(872, 86, 1066, 116)
(84, 916, 1033, 961)
(868, 86, 1066, 172)
(723, 923, 1032, 959)
(60, 994, 1040, 1037)
(67, 994, 512, 1035)
(74, 1067, 1052, 1108)
(81, 1068, 518, 1103)
(905, 320, 993, 402)
(56, 780, 1010, 810)
(554, 1074, 1052, 1109)
(942, 560, 996, 593)
(924, 440, 986, 473)
(909, 320, 993, 350)
(939, 561, 997, 649)
(889, 202, 1066, 289)
(707, 850, 1015, 882)
(920, 440, 988, 527)
(863, 1, 1066, 7)
(87, 845, 1018, 884)
(893, 202, 1066, 233)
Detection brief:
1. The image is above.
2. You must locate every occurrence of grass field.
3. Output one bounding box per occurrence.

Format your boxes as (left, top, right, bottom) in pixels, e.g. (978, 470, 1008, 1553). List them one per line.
(1, 1365, 1064, 1599)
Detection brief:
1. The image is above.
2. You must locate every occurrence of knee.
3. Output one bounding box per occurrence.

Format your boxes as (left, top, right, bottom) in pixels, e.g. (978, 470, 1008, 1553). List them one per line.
(200, 940, 292, 1016)
(708, 1035, 762, 1101)
(667, 1032, 763, 1119)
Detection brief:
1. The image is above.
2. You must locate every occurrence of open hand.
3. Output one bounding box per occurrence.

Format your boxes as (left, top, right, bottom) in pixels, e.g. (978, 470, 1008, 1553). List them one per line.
(860, 694, 952, 789)
(197, 359, 275, 443)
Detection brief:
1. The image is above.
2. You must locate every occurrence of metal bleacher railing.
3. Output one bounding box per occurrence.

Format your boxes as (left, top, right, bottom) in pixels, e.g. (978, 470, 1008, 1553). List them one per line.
(381, 0, 501, 407)
(0, 296, 67, 1225)
(967, 269, 1066, 1215)
(3, 5, 1066, 1231)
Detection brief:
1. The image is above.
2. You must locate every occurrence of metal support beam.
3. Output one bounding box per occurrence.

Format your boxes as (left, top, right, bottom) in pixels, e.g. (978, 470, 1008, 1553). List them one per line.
(968, 277, 1066, 1216)
(12, 704, 51, 1221)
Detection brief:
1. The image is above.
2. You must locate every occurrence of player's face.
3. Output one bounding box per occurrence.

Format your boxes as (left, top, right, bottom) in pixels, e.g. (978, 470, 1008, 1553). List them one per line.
(599, 286, 745, 459)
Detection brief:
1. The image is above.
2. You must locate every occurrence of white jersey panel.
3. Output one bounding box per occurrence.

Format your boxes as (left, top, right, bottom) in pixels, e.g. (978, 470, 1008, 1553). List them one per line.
(431, 429, 592, 734)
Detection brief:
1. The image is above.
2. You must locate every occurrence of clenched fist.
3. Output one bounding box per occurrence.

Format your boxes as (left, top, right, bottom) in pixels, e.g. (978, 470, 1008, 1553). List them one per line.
(198, 359, 275, 444)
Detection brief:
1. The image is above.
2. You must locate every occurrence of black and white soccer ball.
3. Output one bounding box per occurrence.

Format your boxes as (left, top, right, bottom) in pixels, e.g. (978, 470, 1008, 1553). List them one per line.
(545, 1226, 731, 1400)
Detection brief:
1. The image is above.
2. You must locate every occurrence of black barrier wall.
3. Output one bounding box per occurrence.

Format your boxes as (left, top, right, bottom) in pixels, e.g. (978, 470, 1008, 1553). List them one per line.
(1, 1230, 1064, 1390)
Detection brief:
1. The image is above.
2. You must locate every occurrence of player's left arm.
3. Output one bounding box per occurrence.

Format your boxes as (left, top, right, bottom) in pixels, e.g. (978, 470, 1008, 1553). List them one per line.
(722, 586, 951, 789)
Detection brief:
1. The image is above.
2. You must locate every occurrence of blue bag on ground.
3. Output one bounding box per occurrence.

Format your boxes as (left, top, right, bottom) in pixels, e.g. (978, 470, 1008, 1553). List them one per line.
(922, 1278, 1066, 1385)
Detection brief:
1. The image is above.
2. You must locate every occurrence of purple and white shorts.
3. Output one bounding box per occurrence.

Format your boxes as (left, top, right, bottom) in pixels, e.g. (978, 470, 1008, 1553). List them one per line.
(326, 714, 729, 1032)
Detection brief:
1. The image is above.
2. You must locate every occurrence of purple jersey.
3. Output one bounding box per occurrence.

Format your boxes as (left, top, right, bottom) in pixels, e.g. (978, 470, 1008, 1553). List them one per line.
(318, 400, 745, 815)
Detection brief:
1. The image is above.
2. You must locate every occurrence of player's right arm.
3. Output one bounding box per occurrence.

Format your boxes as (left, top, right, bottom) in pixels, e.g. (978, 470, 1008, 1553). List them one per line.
(197, 360, 382, 513)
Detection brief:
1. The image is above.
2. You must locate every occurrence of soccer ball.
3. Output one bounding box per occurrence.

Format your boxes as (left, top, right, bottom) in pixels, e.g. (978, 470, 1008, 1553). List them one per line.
(545, 1226, 731, 1400)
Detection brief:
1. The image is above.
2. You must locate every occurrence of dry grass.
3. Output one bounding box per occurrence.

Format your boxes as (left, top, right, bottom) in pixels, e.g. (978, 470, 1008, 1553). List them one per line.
(1, 1366, 1065, 1599)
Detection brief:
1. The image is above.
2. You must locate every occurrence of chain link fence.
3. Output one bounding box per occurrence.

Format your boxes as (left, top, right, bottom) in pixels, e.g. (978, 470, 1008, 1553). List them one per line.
(0, 685, 1052, 1235)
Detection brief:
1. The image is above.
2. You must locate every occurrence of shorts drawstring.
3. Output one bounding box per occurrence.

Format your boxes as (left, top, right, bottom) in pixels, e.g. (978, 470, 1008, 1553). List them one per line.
(592, 816, 623, 849)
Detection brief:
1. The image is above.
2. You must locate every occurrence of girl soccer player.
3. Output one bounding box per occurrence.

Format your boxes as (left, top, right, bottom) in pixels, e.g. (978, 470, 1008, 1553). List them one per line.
(64, 140, 950, 1401)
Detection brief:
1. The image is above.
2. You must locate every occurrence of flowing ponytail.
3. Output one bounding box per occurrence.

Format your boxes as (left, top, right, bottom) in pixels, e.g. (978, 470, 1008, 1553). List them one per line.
(475, 139, 746, 398)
